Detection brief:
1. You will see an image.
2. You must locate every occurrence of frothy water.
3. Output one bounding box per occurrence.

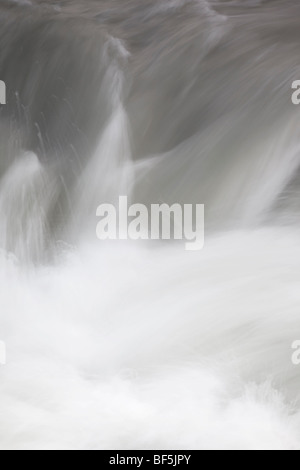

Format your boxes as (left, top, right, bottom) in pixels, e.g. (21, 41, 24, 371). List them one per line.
(1, 0, 300, 450)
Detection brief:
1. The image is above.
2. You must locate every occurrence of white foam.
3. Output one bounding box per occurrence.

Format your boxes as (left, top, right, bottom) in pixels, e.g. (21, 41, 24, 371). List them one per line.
(1, 228, 300, 449)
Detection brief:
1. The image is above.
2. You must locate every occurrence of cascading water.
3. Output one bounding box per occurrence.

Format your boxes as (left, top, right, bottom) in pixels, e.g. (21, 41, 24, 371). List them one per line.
(1, 0, 300, 450)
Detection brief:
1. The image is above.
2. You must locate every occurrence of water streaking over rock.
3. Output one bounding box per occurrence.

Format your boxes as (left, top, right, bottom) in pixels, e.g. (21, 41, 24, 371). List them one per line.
(0, 0, 300, 450)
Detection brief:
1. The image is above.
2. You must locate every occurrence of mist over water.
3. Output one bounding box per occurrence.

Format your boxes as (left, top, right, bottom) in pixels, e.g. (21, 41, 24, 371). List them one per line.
(1, 0, 300, 450)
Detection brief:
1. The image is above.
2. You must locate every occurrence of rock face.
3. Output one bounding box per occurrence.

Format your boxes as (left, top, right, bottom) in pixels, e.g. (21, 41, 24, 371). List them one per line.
(0, 0, 300, 253)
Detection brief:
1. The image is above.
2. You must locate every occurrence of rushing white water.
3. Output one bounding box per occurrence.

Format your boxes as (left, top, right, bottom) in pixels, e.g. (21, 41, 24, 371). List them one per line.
(1, 0, 300, 450)
(1, 230, 300, 450)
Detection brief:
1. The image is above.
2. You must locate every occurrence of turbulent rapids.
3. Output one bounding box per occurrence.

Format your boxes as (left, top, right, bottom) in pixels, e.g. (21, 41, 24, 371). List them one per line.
(1, 0, 300, 450)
